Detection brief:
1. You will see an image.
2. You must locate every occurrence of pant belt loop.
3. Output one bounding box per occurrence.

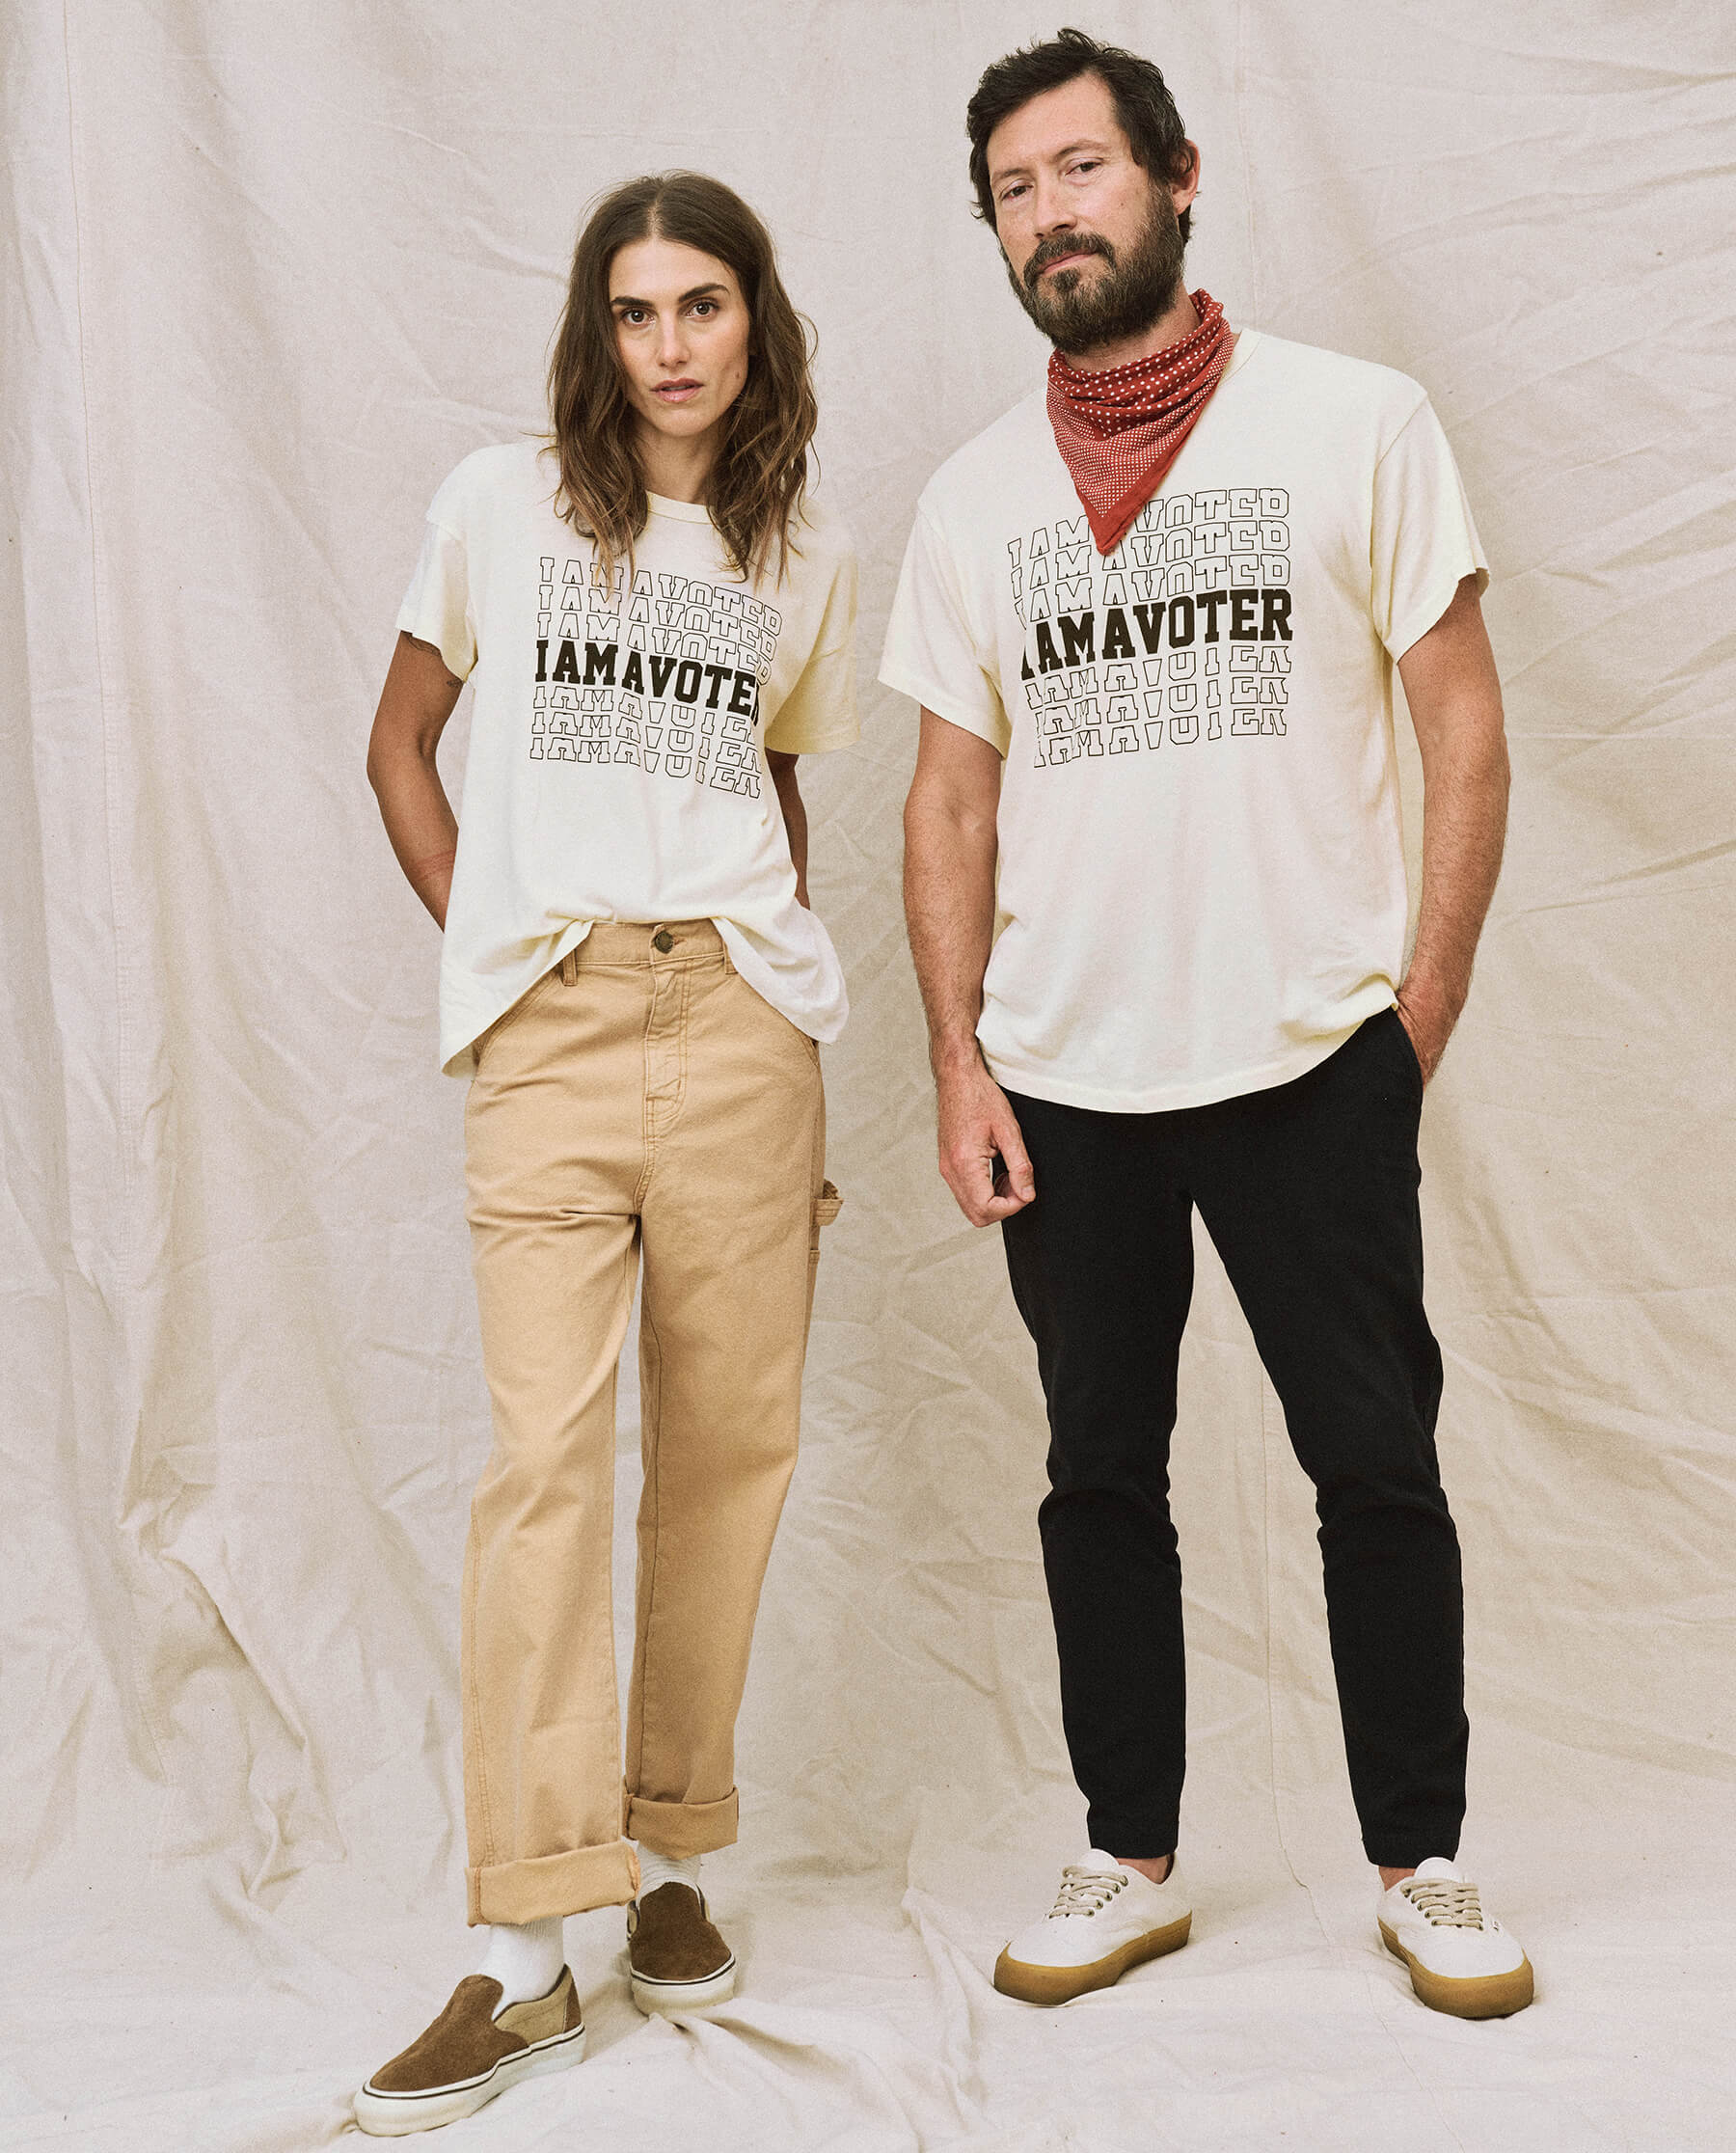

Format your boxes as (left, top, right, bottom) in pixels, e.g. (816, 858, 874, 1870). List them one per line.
(560, 948, 578, 986)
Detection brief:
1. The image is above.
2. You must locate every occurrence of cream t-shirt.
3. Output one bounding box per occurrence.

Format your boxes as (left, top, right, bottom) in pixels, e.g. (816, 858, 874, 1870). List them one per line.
(879, 330, 1487, 1112)
(397, 443, 857, 1075)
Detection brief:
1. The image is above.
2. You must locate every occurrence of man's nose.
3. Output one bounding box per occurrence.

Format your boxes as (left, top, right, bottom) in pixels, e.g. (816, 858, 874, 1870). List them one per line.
(1031, 175, 1077, 235)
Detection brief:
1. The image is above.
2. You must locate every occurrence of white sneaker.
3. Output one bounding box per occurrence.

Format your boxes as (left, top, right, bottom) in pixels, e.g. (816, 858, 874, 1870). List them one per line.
(1378, 1857, 1534, 2018)
(994, 1852, 1192, 2005)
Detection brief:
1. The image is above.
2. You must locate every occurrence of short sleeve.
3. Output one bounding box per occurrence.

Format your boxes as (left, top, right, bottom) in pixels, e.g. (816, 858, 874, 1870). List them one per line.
(764, 546, 858, 754)
(1370, 399, 1488, 661)
(396, 495, 476, 683)
(879, 504, 1010, 757)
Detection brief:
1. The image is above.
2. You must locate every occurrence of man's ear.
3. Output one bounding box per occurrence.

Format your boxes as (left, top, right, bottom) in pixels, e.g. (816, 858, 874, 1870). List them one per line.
(1172, 139, 1202, 215)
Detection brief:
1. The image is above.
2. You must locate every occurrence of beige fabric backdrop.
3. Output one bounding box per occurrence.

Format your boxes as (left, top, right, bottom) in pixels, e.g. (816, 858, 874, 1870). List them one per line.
(4, 3, 1733, 2146)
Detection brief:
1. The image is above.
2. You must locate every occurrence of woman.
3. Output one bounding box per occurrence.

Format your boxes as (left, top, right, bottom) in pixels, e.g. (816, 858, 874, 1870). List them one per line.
(355, 173, 852, 2137)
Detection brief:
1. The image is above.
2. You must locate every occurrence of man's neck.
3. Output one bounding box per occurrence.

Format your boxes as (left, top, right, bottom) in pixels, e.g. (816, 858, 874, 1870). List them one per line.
(1060, 285, 1200, 374)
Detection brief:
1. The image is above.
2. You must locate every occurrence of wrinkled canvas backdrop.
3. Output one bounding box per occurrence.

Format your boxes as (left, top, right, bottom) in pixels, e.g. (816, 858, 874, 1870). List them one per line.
(4, 2, 1733, 2147)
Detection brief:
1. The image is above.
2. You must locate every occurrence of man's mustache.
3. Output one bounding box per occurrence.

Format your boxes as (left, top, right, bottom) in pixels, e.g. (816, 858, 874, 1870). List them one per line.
(1023, 232, 1114, 292)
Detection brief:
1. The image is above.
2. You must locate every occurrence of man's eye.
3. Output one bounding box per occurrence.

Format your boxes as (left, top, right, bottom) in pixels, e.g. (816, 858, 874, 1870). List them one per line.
(1066, 160, 1101, 179)
(999, 182, 1029, 204)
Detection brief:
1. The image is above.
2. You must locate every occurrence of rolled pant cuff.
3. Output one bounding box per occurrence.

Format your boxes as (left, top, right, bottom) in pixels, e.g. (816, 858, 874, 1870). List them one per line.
(468, 1836, 639, 1925)
(624, 1785, 739, 1858)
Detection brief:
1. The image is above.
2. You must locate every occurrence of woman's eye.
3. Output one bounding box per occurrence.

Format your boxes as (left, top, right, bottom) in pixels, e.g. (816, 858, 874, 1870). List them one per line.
(692, 300, 717, 318)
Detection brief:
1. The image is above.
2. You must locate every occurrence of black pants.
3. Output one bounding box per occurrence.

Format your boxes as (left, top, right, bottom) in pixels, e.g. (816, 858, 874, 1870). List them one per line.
(1001, 1010, 1467, 1869)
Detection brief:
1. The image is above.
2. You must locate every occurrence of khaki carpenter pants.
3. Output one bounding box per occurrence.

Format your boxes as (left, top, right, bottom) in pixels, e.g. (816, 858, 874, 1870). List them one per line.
(461, 921, 837, 1925)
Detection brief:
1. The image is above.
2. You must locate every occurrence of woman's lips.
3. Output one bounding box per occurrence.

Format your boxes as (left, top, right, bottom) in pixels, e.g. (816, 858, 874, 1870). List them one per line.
(654, 380, 702, 401)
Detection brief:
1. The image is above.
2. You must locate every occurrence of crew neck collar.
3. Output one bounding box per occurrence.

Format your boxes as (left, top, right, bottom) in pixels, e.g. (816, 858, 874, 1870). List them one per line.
(1223, 326, 1262, 381)
(645, 490, 714, 525)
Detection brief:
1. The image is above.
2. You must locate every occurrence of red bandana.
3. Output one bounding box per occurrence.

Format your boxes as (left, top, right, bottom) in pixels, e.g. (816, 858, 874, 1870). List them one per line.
(1046, 290, 1232, 556)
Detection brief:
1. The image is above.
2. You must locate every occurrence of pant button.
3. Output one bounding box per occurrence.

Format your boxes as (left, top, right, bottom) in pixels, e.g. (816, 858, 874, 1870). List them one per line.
(652, 929, 674, 953)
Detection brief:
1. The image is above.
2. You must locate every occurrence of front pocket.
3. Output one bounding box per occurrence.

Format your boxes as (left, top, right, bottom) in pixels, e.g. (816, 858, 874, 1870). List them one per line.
(1387, 1008, 1425, 1097)
(471, 963, 565, 1070)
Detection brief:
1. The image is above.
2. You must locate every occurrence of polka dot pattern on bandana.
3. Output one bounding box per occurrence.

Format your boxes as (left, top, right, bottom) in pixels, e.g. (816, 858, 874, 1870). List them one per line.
(1047, 290, 1232, 556)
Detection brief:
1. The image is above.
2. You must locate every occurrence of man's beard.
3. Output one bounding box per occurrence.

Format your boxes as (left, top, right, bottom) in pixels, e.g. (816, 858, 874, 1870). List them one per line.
(1007, 190, 1186, 355)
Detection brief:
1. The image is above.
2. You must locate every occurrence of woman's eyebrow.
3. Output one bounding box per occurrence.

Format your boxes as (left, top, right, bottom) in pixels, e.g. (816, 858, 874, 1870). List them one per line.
(610, 283, 730, 309)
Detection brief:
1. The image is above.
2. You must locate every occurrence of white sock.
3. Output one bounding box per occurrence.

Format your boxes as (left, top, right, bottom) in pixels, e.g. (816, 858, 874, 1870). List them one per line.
(635, 1846, 701, 1900)
(475, 1914, 564, 2009)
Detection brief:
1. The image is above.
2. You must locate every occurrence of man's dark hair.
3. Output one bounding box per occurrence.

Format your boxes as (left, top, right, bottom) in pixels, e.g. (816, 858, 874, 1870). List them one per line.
(965, 26, 1195, 243)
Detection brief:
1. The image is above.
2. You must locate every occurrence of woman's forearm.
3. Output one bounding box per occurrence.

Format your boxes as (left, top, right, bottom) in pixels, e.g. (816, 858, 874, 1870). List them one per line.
(769, 751, 809, 906)
(370, 743, 458, 928)
(366, 631, 464, 929)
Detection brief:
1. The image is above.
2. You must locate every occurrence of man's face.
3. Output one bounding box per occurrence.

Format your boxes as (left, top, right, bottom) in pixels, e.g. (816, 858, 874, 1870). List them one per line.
(986, 72, 1199, 354)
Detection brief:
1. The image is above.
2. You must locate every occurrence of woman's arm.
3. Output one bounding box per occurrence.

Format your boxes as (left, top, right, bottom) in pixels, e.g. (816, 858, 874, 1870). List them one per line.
(768, 749, 809, 907)
(366, 631, 466, 929)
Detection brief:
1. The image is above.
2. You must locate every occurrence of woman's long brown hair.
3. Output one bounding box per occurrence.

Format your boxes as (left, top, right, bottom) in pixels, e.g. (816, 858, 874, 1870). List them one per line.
(546, 173, 817, 586)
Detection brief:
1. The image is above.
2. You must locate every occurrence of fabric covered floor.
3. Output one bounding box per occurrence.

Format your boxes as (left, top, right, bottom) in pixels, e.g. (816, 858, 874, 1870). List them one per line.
(5, 1, 1733, 2146)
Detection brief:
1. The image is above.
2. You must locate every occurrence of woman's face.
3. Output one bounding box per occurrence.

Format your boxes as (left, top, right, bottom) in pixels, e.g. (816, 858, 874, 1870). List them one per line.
(609, 236, 751, 452)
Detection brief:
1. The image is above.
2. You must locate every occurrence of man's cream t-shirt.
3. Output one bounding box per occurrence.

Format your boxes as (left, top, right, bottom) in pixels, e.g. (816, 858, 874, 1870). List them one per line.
(398, 443, 857, 1075)
(879, 330, 1488, 1112)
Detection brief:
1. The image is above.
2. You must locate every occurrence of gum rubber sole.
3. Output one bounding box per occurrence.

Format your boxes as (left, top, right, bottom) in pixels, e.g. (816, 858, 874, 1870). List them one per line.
(1379, 1920, 1534, 2018)
(993, 1911, 1193, 2006)
(630, 1958, 738, 2016)
(354, 2025, 585, 2136)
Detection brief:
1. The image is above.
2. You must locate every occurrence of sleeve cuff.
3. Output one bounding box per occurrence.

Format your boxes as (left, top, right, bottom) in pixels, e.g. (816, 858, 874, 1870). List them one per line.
(876, 667, 1006, 755)
(1386, 560, 1488, 664)
(762, 723, 859, 756)
(394, 603, 474, 685)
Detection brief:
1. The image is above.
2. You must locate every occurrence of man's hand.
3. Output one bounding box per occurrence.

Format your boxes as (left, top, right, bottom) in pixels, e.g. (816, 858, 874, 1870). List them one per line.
(935, 1050, 1035, 1225)
(1394, 981, 1454, 1087)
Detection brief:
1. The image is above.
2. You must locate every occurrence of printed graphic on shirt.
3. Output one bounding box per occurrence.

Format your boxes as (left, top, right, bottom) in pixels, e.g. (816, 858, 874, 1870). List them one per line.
(529, 555, 781, 798)
(1011, 488, 1291, 768)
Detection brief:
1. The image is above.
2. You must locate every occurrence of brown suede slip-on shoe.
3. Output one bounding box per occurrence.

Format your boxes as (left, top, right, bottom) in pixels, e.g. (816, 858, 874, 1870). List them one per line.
(627, 1882, 738, 2014)
(354, 1968, 583, 2136)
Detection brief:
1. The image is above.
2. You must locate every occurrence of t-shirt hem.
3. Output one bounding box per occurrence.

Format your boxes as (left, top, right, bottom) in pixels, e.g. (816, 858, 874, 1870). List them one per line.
(711, 921, 849, 1045)
(984, 1018, 1381, 1114)
(439, 913, 849, 1073)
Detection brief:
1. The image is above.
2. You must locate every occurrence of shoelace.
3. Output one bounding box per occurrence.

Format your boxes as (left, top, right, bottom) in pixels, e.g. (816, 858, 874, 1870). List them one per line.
(1049, 1867, 1128, 1919)
(1400, 1876, 1486, 1929)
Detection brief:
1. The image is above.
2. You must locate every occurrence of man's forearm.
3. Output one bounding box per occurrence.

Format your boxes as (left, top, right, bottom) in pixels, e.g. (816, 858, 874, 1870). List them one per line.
(901, 729, 1034, 1225)
(903, 783, 997, 1074)
(1405, 729, 1509, 1025)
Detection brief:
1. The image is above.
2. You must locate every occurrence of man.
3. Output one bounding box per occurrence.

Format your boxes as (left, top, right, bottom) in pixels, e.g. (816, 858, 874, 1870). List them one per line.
(882, 28, 1532, 2020)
